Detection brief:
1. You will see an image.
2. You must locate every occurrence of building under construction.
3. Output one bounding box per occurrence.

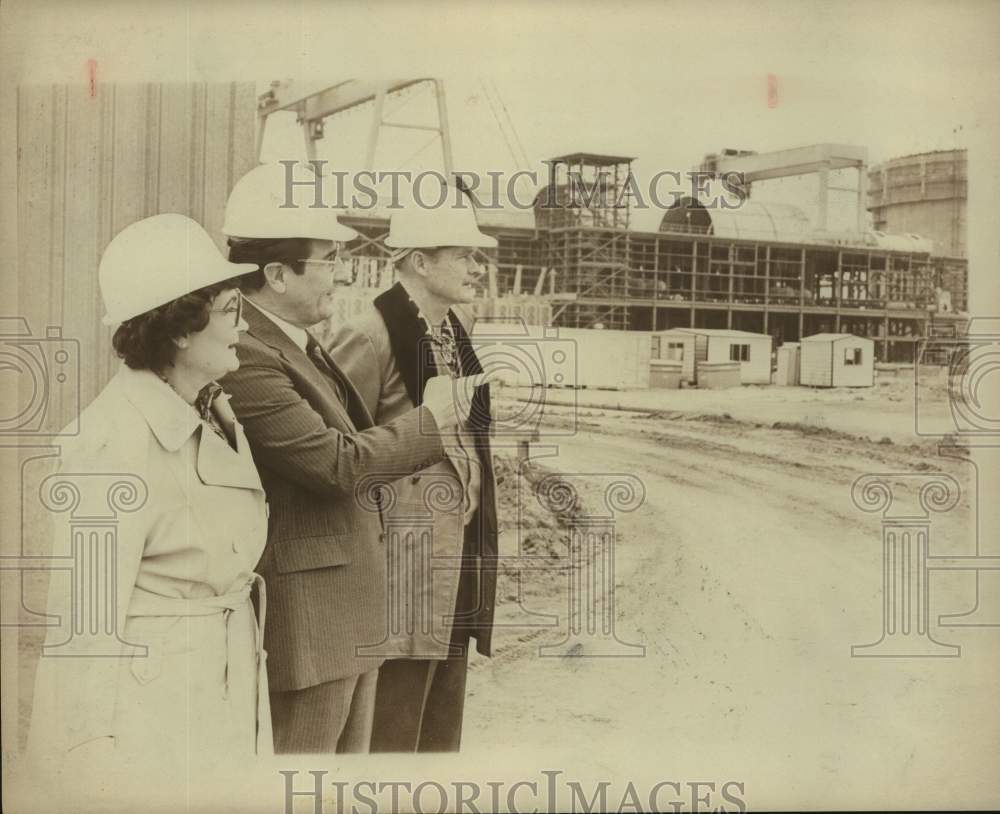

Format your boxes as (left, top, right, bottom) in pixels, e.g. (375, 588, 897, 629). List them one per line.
(260, 82, 969, 364)
(341, 149, 967, 364)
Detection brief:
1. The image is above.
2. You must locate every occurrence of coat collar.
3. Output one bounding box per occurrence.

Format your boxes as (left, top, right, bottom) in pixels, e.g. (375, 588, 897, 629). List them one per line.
(372, 282, 491, 432)
(373, 282, 436, 406)
(115, 365, 263, 492)
(194, 404, 263, 492)
(117, 364, 201, 452)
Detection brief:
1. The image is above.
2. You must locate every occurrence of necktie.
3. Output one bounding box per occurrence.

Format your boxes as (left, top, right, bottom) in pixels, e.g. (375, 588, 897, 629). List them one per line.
(305, 335, 348, 404)
(429, 318, 461, 377)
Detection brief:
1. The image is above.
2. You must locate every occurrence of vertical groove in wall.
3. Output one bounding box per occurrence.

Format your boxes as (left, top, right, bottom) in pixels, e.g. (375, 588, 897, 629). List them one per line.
(198, 82, 209, 224)
(226, 82, 236, 199)
(188, 84, 198, 220)
(102, 85, 118, 385)
(143, 83, 153, 216)
(51, 86, 64, 329)
(148, 83, 162, 216)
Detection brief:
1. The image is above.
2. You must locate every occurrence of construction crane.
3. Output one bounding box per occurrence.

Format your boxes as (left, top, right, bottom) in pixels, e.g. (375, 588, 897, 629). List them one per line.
(699, 143, 869, 232)
(256, 79, 454, 176)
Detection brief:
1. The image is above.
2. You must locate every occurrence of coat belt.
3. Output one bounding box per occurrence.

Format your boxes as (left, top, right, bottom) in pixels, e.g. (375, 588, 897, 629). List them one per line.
(126, 574, 268, 754)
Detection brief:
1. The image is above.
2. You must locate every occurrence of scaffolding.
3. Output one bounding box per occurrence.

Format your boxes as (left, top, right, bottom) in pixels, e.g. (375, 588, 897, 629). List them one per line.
(538, 153, 635, 329)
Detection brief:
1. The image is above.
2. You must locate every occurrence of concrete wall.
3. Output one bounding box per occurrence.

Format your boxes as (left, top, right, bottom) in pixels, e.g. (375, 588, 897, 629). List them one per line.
(469, 323, 651, 389)
(559, 328, 652, 389)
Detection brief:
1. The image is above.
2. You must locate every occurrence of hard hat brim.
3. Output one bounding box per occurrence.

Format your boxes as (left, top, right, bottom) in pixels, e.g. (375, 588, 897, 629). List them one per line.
(384, 232, 497, 249)
(101, 258, 259, 326)
(222, 220, 360, 243)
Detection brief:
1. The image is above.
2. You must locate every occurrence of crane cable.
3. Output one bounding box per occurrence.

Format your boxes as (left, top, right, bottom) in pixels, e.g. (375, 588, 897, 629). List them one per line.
(490, 79, 531, 170)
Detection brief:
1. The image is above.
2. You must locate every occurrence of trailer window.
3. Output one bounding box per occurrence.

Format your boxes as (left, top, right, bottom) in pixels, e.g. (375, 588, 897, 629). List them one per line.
(666, 342, 685, 361)
(844, 347, 863, 366)
(729, 344, 750, 362)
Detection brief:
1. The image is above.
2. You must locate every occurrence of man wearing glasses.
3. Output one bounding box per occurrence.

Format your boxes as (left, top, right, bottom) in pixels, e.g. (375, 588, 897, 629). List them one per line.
(218, 162, 467, 754)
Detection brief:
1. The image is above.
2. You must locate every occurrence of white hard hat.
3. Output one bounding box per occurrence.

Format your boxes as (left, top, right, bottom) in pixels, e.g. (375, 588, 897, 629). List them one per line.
(99, 214, 257, 326)
(385, 185, 497, 256)
(222, 162, 358, 242)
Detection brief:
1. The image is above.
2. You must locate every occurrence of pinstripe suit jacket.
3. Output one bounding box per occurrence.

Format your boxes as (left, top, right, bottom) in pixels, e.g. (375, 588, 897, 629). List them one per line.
(221, 300, 446, 691)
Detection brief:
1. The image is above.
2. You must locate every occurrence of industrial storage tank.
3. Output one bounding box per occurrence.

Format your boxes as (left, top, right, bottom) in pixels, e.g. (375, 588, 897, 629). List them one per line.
(867, 149, 966, 258)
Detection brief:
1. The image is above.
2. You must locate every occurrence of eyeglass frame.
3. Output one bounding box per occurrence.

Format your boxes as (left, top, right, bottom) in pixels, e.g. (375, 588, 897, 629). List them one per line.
(298, 242, 344, 266)
(298, 245, 353, 285)
(210, 290, 243, 326)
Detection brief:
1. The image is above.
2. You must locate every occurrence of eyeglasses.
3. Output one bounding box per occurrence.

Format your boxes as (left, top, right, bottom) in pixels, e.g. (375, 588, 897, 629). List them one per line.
(300, 249, 354, 286)
(299, 243, 343, 267)
(210, 292, 243, 326)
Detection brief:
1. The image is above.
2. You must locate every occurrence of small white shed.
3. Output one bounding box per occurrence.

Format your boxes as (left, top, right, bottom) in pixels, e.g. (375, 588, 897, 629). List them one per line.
(668, 328, 773, 385)
(775, 342, 801, 386)
(799, 333, 875, 387)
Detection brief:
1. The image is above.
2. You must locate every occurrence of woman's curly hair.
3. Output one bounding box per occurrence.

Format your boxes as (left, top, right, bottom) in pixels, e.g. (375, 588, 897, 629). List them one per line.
(111, 281, 232, 372)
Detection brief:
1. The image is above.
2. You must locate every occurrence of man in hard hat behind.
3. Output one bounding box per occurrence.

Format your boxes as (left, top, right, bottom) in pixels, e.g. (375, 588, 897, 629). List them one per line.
(218, 162, 468, 754)
(326, 186, 499, 752)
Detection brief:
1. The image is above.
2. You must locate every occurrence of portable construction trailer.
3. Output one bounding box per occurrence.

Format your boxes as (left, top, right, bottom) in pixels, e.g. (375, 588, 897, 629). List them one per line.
(649, 330, 697, 384)
(667, 328, 773, 385)
(799, 333, 875, 387)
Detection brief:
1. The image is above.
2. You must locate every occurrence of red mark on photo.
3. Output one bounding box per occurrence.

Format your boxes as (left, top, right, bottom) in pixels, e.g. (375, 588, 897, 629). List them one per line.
(88, 59, 98, 98)
(767, 74, 778, 109)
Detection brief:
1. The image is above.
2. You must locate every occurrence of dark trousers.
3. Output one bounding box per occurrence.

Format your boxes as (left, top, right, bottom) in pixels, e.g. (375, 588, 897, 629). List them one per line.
(269, 668, 379, 754)
(369, 645, 470, 752)
(370, 521, 484, 752)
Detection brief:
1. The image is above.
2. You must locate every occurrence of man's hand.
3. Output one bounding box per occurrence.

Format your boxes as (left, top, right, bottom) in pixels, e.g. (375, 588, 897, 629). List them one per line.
(422, 374, 489, 429)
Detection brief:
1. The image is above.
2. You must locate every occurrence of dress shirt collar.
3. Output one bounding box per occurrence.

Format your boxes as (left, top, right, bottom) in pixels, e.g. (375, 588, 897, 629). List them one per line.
(247, 299, 310, 351)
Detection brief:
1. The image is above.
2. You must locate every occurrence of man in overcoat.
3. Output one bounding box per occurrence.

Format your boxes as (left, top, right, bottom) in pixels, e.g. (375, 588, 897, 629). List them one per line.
(327, 191, 499, 751)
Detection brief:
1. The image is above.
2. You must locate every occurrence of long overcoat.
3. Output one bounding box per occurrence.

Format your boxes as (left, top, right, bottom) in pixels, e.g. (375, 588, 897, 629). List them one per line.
(326, 285, 498, 659)
(28, 365, 271, 768)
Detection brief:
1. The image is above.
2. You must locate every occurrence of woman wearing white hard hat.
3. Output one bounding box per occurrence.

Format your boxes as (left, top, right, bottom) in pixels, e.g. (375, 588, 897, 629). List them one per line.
(28, 214, 273, 773)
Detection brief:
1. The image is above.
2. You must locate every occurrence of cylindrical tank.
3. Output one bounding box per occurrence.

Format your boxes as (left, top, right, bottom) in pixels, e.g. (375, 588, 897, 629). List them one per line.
(867, 150, 966, 257)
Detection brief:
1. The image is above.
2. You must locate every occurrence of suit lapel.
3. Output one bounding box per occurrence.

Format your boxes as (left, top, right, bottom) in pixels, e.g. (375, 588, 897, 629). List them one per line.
(243, 299, 358, 430)
(314, 341, 375, 429)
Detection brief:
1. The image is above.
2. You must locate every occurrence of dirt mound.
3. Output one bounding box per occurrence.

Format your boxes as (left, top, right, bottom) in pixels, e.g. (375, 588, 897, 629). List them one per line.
(492, 454, 593, 603)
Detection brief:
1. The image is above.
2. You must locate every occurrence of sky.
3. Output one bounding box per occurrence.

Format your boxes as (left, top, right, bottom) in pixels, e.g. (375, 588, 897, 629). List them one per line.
(258, 67, 974, 233)
(4, 0, 999, 298)
(245, 0, 996, 234)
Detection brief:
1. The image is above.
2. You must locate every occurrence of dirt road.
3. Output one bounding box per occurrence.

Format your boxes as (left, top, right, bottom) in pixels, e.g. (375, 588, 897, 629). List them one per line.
(465, 405, 998, 809)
